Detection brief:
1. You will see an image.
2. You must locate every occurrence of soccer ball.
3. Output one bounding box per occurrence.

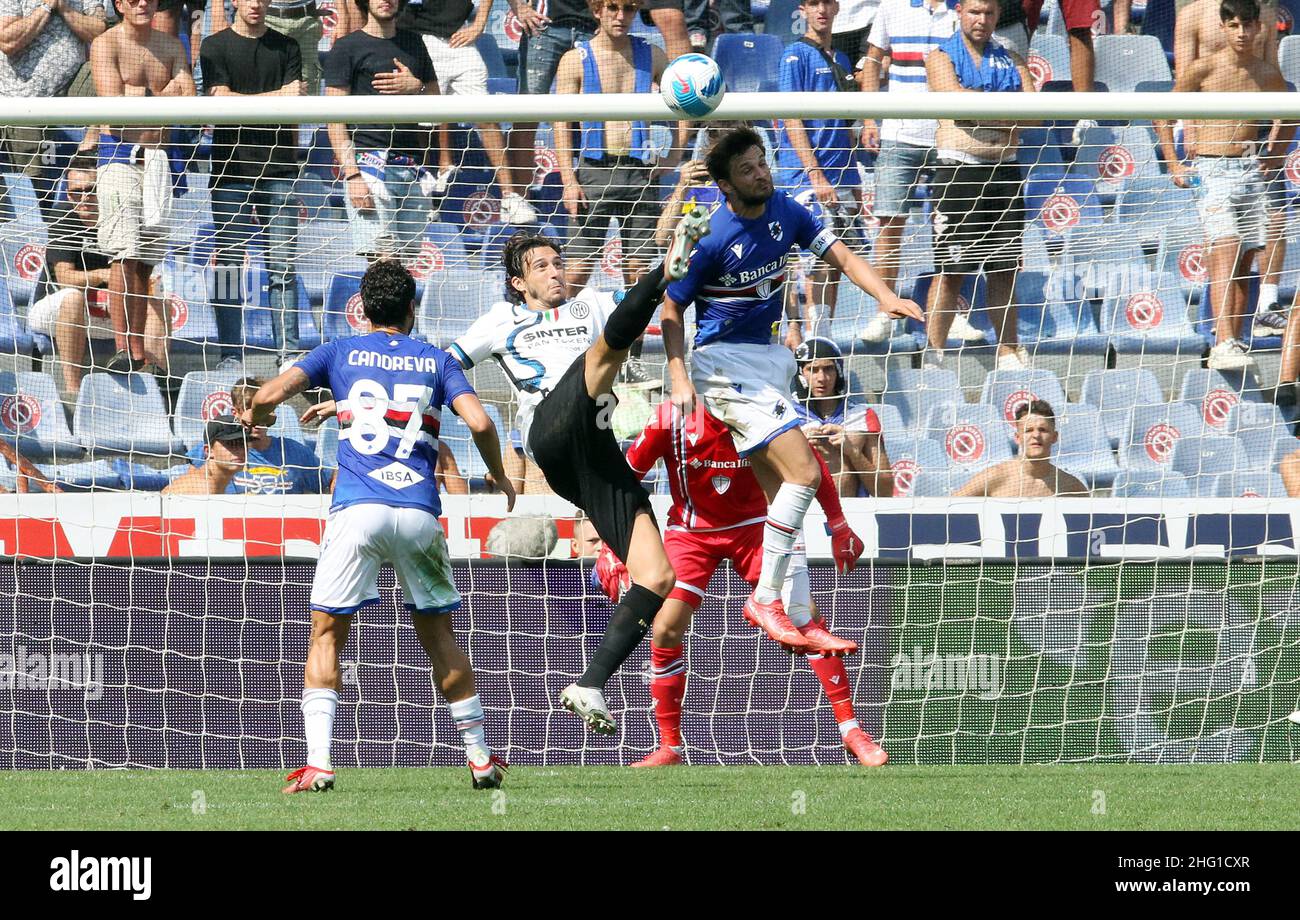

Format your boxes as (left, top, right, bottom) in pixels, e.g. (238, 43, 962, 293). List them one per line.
(661, 53, 726, 118)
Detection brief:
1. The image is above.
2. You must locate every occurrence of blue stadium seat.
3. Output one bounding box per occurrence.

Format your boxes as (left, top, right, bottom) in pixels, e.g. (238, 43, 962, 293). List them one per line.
(1224, 402, 1295, 471)
(1210, 471, 1289, 499)
(1024, 168, 1104, 242)
(1027, 33, 1071, 88)
(484, 0, 519, 60)
(74, 372, 182, 456)
(906, 274, 996, 348)
(159, 261, 219, 352)
(763, 0, 806, 46)
(0, 234, 48, 307)
(172, 368, 243, 449)
(112, 458, 190, 491)
(0, 371, 82, 461)
(242, 275, 320, 352)
(1081, 367, 1166, 448)
(851, 402, 904, 445)
(297, 219, 362, 304)
(0, 172, 42, 228)
(1115, 178, 1198, 249)
(1154, 224, 1209, 305)
(439, 404, 505, 484)
(1015, 269, 1108, 355)
(1281, 34, 1300, 88)
(1057, 404, 1121, 488)
(35, 459, 122, 492)
(712, 33, 784, 93)
(886, 439, 951, 498)
(1120, 402, 1203, 471)
(1178, 367, 1267, 435)
(425, 222, 470, 272)
(316, 419, 339, 470)
(418, 269, 500, 349)
(1170, 435, 1250, 494)
(0, 271, 31, 355)
(881, 367, 960, 429)
(921, 403, 1015, 471)
(1113, 468, 1191, 497)
(979, 367, 1069, 422)
(1099, 277, 1207, 356)
(1094, 34, 1173, 91)
(1070, 123, 1163, 204)
(910, 468, 965, 497)
(321, 271, 367, 341)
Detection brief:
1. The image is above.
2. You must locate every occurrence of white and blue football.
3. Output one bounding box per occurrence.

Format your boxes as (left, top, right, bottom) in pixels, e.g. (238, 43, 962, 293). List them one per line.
(661, 53, 726, 118)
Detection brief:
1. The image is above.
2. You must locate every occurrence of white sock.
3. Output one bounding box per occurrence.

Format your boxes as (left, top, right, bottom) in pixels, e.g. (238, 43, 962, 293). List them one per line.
(755, 483, 817, 603)
(301, 688, 338, 771)
(1261, 282, 1279, 307)
(449, 694, 490, 764)
(838, 718, 862, 739)
(781, 542, 813, 627)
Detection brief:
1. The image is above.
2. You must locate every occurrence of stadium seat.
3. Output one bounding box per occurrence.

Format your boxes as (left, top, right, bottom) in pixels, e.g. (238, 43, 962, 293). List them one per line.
(1027, 33, 1071, 88)
(439, 404, 505, 484)
(1154, 224, 1208, 305)
(0, 371, 82, 461)
(1070, 123, 1162, 203)
(1115, 179, 1198, 249)
(417, 269, 499, 348)
(1120, 401, 1203, 470)
(1015, 270, 1108, 355)
(172, 367, 244, 449)
(297, 219, 362, 304)
(762, 0, 806, 47)
(906, 274, 996, 348)
(921, 403, 1015, 471)
(1210, 471, 1289, 499)
(112, 457, 189, 491)
(1170, 435, 1250, 494)
(885, 439, 951, 498)
(712, 33, 784, 93)
(979, 367, 1069, 422)
(1094, 35, 1172, 92)
(316, 419, 339, 470)
(321, 271, 368, 341)
(1112, 468, 1191, 498)
(35, 459, 123, 492)
(1224, 402, 1294, 470)
(910, 468, 965, 497)
(0, 172, 41, 228)
(1024, 168, 1104, 241)
(242, 275, 321, 352)
(0, 232, 48, 308)
(850, 402, 904, 445)
(424, 222, 470, 273)
(881, 366, 960, 429)
(1061, 224, 1144, 302)
(74, 372, 182, 456)
(1177, 367, 1266, 435)
(1281, 35, 1300, 88)
(1099, 277, 1208, 356)
(1081, 367, 1166, 448)
(1057, 404, 1121, 488)
(158, 261, 220, 352)
(0, 274, 30, 354)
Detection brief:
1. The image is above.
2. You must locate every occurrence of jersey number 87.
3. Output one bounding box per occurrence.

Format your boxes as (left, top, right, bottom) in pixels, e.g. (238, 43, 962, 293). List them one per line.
(347, 378, 433, 460)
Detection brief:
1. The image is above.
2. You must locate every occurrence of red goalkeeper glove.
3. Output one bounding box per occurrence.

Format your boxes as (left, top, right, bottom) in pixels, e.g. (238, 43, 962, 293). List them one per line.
(594, 543, 631, 604)
(828, 517, 864, 574)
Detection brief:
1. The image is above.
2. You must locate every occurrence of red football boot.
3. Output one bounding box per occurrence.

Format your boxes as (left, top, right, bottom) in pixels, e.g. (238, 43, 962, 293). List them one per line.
(743, 593, 810, 652)
(843, 728, 888, 767)
(797, 619, 858, 657)
(630, 746, 684, 768)
(282, 765, 336, 794)
(469, 754, 509, 789)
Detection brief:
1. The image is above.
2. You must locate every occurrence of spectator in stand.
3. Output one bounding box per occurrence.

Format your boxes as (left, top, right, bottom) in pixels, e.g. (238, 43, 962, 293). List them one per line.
(792, 336, 894, 496)
(641, 0, 690, 61)
(0, 438, 62, 492)
(924, 0, 1032, 371)
(201, 0, 305, 373)
(571, 515, 601, 557)
(995, 0, 1096, 140)
(1157, 0, 1292, 371)
(502, 427, 556, 494)
(555, 0, 675, 294)
(163, 415, 250, 494)
(778, 0, 863, 335)
(953, 399, 1089, 496)
(831, 0, 878, 71)
(1174, 0, 1289, 339)
(90, 0, 194, 377)
(397, 0, 538, 224)
(265, 0, 326, 96)
(1280, 444, 1300, 496)
(858, 0, 960, 344)
(184, 378, 329, 493)
(505, 0, 596, 212)
(683, 0, 750, 49)
(26, 153, 113, 396)
(324, 0, 439, 266)
(0, 0, 106, 216)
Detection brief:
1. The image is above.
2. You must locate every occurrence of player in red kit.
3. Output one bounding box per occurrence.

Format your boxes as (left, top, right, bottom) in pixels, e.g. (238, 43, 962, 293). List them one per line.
(593, 400, 888, 768)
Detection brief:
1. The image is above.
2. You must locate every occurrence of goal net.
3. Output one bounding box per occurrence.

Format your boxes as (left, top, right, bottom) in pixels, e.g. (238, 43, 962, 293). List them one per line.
(1, 90, 1299, 769)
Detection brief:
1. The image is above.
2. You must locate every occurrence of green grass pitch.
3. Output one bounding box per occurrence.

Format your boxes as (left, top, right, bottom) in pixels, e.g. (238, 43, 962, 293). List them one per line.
(4, 764, 1298, 830)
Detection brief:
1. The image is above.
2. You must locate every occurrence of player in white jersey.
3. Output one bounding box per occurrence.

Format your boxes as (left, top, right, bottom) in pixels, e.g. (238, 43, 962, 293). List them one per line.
(241, 260, 516, 793)
(450, 218, 710, 734)
(662, 126, 922, 649)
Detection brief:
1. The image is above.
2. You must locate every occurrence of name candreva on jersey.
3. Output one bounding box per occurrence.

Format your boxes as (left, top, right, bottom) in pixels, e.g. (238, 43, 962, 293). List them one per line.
(346, 350, 445, 373)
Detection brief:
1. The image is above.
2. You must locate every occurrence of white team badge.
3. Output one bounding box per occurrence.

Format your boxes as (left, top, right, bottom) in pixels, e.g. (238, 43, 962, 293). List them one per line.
(686, 431, 700, 446)
(368, 461, 425, 490)
(768, 221, 783, 242)
(730, 243, 745, 260)
(570, 301, 590, 319)
(711, 475, 731, 494)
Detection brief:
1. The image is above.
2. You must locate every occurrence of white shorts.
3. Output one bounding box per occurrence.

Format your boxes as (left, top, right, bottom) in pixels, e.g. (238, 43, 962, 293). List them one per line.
(27, 287, 114, 340)
(1197, 157, 1268, 251)
(422, 33, 488, 96)
(311, 503, 461, 616)
(690, 341, 802, 456)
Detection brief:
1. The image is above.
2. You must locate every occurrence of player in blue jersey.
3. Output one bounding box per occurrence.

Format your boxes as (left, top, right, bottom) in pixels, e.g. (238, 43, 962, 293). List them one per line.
(661, 126, 921, 648)
(241, 260, 516, 794)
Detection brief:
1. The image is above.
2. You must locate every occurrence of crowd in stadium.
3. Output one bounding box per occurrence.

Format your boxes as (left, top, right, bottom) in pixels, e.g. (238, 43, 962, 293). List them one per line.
(2, 0, 1300, 502)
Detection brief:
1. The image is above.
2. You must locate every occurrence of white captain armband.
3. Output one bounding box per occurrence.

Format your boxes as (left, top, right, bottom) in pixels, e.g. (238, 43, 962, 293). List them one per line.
(808, 229, 837, 258)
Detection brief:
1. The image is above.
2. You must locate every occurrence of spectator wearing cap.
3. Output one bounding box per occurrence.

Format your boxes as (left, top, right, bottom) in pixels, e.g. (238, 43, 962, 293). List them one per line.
(163, 414, 249, 494)
(953, 399, 1088, 497)
(183, 378, 329, 494)
(793, 336, 895, 496)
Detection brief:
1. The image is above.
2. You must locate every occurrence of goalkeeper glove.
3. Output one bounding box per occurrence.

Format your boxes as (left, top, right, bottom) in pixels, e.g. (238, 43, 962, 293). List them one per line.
(594, 543, 631, 604)
(828, 518, 864, 574)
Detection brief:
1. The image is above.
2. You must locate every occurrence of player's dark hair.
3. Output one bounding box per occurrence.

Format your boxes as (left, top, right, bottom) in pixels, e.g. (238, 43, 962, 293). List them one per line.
(1014, 399, 1056, 423)
(354, 0, 408, 19)
(705, 126, 767, 185)
(360, 259, 416, 328)
(502, 232, 562, 304)
(1220, 0, 1259, 21)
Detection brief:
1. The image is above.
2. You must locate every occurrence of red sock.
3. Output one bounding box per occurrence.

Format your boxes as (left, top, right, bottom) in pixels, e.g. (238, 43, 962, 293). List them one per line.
(650, 644, 686, 749)
(812, 450, 845, 523)
(807, 654, 857, 727)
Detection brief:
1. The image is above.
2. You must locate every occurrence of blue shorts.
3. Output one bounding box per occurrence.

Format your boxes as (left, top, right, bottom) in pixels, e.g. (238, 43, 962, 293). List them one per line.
(873, 140, 938, 218)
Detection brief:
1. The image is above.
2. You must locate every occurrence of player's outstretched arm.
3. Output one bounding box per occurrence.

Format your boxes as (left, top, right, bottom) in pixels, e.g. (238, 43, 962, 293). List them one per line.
(661, 294, 696, 416)
(820, 240, 923, 322)
(451, 392, 517, 511)
(243, 367, 312, 429)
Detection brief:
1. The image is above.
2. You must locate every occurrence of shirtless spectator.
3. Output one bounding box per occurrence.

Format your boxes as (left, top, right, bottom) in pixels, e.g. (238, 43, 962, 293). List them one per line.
(90, 0, 194, 376)
(1156, 0, 1293, 372)
(162, 415, 249, 494)
(953, 400, 1088, 497)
